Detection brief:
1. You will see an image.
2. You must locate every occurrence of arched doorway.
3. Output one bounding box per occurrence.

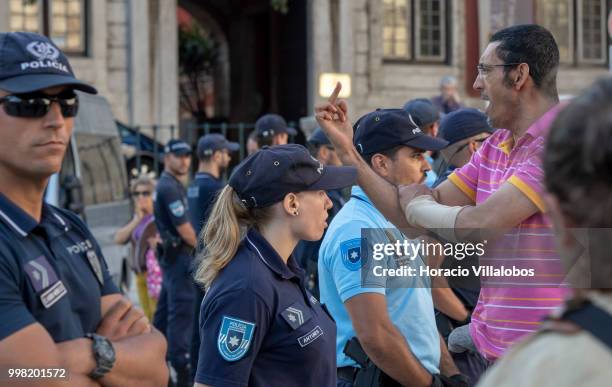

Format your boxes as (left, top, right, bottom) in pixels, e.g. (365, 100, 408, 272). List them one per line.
(178, 0, 308, 126)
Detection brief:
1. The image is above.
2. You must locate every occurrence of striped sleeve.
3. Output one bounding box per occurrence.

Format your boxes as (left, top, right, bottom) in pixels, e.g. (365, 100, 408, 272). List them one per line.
(507, 142, 547, 212)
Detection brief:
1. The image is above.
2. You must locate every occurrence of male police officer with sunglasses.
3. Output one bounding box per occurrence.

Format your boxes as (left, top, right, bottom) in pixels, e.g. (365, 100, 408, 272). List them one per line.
(0, 32, 168, 386)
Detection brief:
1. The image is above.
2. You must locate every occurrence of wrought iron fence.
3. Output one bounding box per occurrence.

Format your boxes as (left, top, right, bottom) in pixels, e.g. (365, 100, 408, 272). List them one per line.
(122, 121, 298, 177)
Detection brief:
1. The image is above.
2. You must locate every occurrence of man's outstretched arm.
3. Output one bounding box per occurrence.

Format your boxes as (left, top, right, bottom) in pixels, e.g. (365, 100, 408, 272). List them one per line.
(315, 83, 473, 231)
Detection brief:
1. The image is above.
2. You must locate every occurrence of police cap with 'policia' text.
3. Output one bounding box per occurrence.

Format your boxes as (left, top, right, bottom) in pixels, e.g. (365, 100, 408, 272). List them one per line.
(0, 32, 97, 94)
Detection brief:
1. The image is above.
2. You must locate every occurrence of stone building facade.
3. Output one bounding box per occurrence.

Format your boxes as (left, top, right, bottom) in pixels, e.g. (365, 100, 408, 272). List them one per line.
(0, 0, 179, 140)
(3, 0, 609, 134)
(310, 0, 611, 121)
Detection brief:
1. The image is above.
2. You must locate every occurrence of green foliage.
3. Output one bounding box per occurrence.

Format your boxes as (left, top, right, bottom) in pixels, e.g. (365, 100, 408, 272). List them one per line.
(178, 22, 217, 77)
(270, 0, 289, 14)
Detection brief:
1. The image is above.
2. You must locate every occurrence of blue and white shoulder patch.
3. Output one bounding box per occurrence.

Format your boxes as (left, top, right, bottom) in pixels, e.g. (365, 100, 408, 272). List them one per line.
(217, 316, 256, 362)
(168, 200, 185, 217)
(340, 238, 365, 271)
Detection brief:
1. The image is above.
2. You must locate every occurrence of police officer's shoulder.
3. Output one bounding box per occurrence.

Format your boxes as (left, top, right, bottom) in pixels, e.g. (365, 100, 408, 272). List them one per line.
(320, 217, 368, 266)
(211, 240, 277, 297)
(156, 178, 179, 193)
(326, 200, 379, 237)
(0, 231, 20, 269)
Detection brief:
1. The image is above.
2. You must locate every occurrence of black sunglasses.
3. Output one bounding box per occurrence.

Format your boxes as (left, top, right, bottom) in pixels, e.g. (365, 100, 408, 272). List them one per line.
(0, 90, 79, 118)
(131, 190, 152, 198)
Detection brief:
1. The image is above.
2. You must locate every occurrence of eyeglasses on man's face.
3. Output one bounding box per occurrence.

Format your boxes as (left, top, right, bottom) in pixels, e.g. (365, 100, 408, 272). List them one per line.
(476, 62, 523, 77)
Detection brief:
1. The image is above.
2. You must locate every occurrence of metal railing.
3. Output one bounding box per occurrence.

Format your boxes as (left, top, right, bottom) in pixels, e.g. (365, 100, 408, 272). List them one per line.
(125, 121, 299, 176)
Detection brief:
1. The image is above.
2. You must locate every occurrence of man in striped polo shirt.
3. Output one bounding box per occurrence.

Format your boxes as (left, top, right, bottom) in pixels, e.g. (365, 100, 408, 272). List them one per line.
(315, 24, 566, 365)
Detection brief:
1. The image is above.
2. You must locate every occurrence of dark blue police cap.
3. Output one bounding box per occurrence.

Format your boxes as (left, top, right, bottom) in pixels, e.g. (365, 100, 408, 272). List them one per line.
(229, 144, 356, 208)
(353, 108, 449, 155)
(164, 139, 192, 156)
(438, 108, 495, 144)
(197, 133, 239, 159)
(255, 114, 298, 137)
(0, 32, 97, 94)
(307, 128, 331, 146)
(402, 98, 440, 127)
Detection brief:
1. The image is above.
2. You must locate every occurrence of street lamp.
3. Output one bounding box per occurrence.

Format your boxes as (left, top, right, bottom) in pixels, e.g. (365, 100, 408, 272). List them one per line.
(319, 73, 351, 98)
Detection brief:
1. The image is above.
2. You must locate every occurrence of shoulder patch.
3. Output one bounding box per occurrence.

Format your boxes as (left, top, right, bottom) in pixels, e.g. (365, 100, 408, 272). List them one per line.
(168, 200, 185, 217)
(217, 316, 256, 362)
(340, 238, 365, 271)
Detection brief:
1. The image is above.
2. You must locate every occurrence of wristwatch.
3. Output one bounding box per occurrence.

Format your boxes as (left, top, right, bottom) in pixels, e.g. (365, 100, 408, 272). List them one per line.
(85, 333, 116, 379)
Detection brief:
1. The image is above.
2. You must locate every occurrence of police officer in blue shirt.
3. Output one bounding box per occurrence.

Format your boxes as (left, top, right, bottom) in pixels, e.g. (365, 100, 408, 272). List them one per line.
(188, 133, 239, 235)
(193, 144, 357, 387)
(153, 139, 197, 386)
(317, 109, 468, 387)
(187, 133, 238, 376)
(0, 32, 167, 386)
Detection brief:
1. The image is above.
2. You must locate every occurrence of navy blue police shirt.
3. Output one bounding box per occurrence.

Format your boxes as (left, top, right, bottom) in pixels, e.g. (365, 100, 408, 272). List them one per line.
(187, 172, 223, 236)
(0, 193, 119, 342)
(196, 229, 337, 387)
(154, 171, 190, 240)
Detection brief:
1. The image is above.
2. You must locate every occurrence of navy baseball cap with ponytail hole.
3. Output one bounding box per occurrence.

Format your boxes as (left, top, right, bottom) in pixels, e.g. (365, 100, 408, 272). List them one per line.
(228, 144, 357, 208)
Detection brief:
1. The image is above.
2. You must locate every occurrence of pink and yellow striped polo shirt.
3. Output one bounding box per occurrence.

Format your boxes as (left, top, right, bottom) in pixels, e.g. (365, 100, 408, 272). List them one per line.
(448, 105, 569, 360)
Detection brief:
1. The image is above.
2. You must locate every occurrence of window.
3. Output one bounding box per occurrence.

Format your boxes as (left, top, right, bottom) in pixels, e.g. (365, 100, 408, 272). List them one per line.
(577, 0, 606, 64)
(535, 0, 607, 65)
(415, 0, 446, 60)
(383, 0, 411, 59)
(383, 0, 448, 62)
(9, 0, 40, 33)
(535, 0, 573, 63)
(8, 0, 86, 55)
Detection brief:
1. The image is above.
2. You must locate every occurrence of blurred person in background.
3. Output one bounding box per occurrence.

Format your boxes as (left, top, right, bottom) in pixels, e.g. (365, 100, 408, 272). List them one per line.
(255, 113, 297, 148)
(434, 109, 495, 187)
(153, 139, 197, 387)
(114, 174, 160, 321)
(187, 133, 238, 380)
(431, 75, 464, 114)
(247, 130, 259, 155)
(403, 98, 441, 187)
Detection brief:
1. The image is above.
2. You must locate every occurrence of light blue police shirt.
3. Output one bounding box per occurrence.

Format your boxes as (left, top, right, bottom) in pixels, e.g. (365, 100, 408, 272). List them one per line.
(318, 186, 440, 373)
(424, 154, 438, 188)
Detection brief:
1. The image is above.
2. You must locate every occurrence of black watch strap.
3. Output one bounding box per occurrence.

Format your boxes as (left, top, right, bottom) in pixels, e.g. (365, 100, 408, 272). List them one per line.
(86, 333, 115, 379)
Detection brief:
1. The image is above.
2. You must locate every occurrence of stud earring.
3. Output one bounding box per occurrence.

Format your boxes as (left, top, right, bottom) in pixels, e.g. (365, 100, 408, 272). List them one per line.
(294, 211, 299, 216)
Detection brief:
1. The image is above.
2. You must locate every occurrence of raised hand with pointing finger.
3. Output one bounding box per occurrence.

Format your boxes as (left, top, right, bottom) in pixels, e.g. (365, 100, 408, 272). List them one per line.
(314, 82, 358, 165)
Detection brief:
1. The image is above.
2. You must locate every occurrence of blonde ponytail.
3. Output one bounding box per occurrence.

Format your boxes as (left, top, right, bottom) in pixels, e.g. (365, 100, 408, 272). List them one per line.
(194, 185, 272, 288)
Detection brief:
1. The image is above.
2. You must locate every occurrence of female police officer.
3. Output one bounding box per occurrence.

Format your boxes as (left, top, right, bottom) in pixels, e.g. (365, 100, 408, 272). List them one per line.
(194, 144, 356, 387)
